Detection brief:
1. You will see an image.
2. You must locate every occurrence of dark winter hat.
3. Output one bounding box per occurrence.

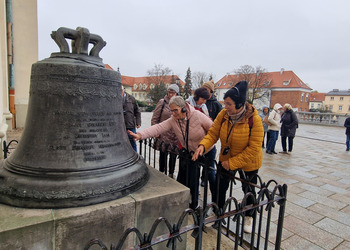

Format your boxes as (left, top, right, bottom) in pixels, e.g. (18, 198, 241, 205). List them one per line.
(224, 81, 248, 109)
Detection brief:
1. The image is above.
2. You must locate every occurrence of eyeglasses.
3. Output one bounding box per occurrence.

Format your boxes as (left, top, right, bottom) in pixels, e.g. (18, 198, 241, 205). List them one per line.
(170, 109, 179, 113)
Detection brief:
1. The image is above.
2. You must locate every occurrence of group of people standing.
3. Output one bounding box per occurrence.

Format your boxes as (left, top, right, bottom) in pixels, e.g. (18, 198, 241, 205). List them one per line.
(128, 80, 264, 234)
(260, 102, 299, 154)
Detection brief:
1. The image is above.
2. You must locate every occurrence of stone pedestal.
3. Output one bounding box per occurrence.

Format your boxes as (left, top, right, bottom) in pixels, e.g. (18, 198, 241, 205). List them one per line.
(0, 166, 190, 249)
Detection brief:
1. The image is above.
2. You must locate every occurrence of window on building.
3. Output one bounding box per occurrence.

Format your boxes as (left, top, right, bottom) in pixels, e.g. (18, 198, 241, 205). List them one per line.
(139, 93, 142, 98)
(150, 83, 154, 89)
(339, 106, 342, 111)
(311, 103, 314, 108)
(134, 84, 138, 90)
(264, 80, 271, 86)
(330, 97, 334, 101)
(306, 93, 309, 102)
(283, 81, 290, 86)
(139, 83, 142, 89)
(301, 93, 304, 102)
(340, 97, 344, 101)
(329, 105, 333, 110)
(317, 104, 321, 108)
(143, 84, 147, 90)
(143, 93, 146, 97)
(348, 106, 350, 111)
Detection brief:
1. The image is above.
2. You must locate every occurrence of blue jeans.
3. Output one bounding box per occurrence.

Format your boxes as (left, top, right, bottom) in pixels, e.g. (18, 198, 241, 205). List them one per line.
(267, 130, 279, 152)
(127, 128, 137, 152)
(346, 134, 350, 150)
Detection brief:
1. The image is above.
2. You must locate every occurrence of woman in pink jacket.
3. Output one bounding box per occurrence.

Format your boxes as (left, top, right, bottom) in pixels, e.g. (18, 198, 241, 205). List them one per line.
(129, 96, 213, 209)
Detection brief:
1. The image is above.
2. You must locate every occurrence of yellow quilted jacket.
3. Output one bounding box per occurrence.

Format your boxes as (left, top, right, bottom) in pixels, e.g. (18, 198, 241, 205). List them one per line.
(200, 103, 264, 172)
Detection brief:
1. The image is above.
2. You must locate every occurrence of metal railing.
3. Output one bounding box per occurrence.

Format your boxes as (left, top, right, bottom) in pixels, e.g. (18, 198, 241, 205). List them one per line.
(2, 140, 18, 159)
(85, 138, 288, 250)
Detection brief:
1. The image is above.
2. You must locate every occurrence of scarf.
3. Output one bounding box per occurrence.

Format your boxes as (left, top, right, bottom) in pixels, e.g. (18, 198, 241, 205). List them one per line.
(228, 105, 246, 123)
(186, 96, 210, 117)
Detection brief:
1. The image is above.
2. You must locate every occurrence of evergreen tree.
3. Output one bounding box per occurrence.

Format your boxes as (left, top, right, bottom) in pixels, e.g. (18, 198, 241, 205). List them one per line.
(183, 67, 192, 99)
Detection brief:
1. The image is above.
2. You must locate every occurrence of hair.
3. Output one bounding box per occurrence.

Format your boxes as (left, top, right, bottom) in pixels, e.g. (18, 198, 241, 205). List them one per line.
(194, 87, 210, 101)
(169, 96, 186, 108)
(284, 103, 292, 110)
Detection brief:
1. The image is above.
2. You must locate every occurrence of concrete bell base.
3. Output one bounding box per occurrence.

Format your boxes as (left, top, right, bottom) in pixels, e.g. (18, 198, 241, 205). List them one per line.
(0, 165, 190, 250)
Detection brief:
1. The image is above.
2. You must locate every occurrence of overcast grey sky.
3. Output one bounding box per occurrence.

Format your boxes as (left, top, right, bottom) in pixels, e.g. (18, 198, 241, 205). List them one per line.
(38, 0, 350, 93)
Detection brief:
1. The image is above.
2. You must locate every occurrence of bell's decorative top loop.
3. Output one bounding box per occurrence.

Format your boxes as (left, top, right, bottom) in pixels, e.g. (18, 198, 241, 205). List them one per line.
(50, 27, 106, 67)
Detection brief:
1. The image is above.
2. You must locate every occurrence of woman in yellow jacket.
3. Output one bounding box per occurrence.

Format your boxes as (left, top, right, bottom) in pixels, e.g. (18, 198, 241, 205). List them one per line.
(192, 81, 264, 233)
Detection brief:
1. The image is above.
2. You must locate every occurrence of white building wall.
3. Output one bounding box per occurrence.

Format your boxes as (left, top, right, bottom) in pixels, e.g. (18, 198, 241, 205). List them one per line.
(1, 0, 9, 153)
(12, 0, 38, 127)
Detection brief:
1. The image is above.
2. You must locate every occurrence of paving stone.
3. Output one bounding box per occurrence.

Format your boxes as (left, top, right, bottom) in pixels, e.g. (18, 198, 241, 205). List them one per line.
(338, 178, 350, 186)
(320, 184, 348, 195)
(315, 218, 350, 241)
(286, 183, 306, 194)
(298, 183, 335, 197)
(286, 193, 316, 208)
(281, 235, 324, 250)
(334, 240, 350, 250)
(329, 193, 350, 204)
(283, 215, 343, 249)
(298, 191, 347, 210)
(285, 202, 324, 224)
(292, 174, 326, 187)
(340, 205, 350, 214)
(308, 203, 350, 226)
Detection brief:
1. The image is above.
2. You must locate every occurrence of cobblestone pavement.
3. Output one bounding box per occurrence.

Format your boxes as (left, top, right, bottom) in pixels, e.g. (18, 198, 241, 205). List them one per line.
(5, 113, 350, 249)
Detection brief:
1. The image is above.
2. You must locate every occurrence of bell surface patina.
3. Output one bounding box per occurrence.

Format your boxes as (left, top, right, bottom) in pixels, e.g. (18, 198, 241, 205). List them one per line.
(0, 27, 149, 208)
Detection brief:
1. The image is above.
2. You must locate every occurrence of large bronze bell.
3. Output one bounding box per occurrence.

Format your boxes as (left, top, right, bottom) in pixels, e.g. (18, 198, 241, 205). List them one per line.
(0, 27, 149, 208)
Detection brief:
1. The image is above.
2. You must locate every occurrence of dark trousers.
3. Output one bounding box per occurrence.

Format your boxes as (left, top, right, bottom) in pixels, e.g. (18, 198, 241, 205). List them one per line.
(201, 147, 217, 202)
(127, 128, 137, 152)
(281, 136, 294, 152)
(262, 131, 270, 148)
(215, 166, 258, 216)
(177, 156, 200, 209)
(159, 151, 177, 175)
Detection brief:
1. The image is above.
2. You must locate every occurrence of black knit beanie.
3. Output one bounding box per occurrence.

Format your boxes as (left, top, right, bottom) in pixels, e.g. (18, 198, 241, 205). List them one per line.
(224, 81, 248, 109)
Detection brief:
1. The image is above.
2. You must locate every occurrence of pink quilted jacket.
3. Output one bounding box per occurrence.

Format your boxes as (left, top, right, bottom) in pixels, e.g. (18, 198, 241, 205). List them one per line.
(139, 103, 213, 153)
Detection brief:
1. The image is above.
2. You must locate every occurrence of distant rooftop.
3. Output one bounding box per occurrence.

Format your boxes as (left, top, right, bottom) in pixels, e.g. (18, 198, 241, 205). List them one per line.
(326, 89, 350, 96)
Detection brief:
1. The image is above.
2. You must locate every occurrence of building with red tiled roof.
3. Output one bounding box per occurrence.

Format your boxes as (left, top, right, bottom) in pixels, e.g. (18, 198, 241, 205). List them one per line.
(215, 69, 312, 111)
(309, 92, 326, 111)
(121, 75, 185, 103)
(104, 65, 185, 102)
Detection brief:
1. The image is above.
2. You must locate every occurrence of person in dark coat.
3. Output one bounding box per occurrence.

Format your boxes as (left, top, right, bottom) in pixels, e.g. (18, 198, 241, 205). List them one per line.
(122, 88, 141, 152)
(201, 80, 223, 121)
(344, 116, 350, 151)
(200, 80, 222, 187)
(280, 103, 298, 154)
(151, 84, 179, 177)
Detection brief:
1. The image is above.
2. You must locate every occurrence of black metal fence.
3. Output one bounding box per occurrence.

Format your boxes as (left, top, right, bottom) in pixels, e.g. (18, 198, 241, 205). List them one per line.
(2, 140, 18, 159)
(85, 138, 288, 250)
